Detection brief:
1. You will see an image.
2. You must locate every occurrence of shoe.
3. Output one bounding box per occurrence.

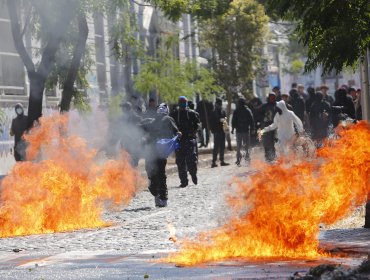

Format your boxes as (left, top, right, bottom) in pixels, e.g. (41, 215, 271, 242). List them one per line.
(155, 195, 160, 207)
(221, 162, 230, 166)
(211, 162, 217, 168)
(235, 161, 241, 167)
(179, 183, 188, 188)
(156, 196, 167, 207)
(191, 175, 198, 185)
(199, 144, 205, 148)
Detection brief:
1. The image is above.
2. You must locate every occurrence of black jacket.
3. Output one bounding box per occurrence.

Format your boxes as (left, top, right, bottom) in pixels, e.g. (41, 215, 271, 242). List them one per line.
(232, 105, 255, 133)
(170, 108, 200, 139)
(260, 102, 278, 128)
(210, 107, 226, 134)
(290, 95, 305, 122)
(142, 115, 179, 144)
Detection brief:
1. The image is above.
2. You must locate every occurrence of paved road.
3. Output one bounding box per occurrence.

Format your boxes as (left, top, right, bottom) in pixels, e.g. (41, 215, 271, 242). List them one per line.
(0, 157, 369, 279)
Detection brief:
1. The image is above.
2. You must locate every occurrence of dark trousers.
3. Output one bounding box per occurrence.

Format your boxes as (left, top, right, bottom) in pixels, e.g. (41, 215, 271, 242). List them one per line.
(175, 139, 198, 186)
(236, 132, 250, 163)
(212, 132, 225, 163)
(14, 148, 22, 162)
(145, 158, 168, 200)
(262, 131, 276, 162)
(198, 123, 210, 146)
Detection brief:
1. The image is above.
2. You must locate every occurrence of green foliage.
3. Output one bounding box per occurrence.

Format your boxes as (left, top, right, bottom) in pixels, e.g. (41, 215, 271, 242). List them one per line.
(262, 0, 370, 74)
(145, 0, 231, 21)
(201, 0, 268, 99)
(72, 90, 91, 113)
(108, 93, 125, 119)
(134, 40, 221, 103)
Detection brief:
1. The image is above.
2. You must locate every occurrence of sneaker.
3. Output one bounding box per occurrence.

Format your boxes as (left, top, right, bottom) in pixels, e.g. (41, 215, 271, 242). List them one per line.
(191, 175, 197, 185)
(179, 183, 188, 188)
(156, 197, 168, 207)
(221, 162, 230, 166)
(211, 162, 217, 168)
(235, 161, 241, 167)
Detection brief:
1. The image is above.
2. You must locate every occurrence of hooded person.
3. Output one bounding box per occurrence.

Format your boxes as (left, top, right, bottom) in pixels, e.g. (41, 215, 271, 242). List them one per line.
(260, 93, 279, 162)
(210, 97, 230, 168)
(309, 91, 331, 146)
(142, 103, 180, 207)
(170, 96, 200, 187)
(231, 98, 255, 166)
(10, 103, 28, 161)
(259, 101, 304, 156)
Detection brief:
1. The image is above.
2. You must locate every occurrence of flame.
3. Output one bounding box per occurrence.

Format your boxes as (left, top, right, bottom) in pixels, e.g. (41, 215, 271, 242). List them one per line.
(0, 114, 141, 237)
(166, 122, 370, 266)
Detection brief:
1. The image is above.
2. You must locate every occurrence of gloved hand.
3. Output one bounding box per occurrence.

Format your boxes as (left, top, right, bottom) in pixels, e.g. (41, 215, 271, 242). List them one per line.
(231, 129, 234, 134)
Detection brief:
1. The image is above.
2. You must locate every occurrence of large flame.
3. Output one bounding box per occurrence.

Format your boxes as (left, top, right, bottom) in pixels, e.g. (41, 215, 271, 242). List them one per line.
(0, 114, 141, 237)
(166, 122, 370, 266)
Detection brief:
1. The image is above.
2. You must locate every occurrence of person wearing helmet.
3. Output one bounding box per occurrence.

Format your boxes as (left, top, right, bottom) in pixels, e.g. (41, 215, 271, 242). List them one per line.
(142, 103, 180, 207)
(10, 103, 28, 161)
(170, 96, 200, 188)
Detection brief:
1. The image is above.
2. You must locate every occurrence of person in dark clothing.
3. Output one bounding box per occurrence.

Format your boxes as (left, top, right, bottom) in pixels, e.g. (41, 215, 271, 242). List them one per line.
(333, 88, 356, 120)
(10, 103, 28, 161)
(260, 93, 279, 162)
(305, 87, 316, 115)
(170, 96, 200, 188)
(309, 92, 331, 147)
(289, 88, 305, 122)
(320, 84, 334, 106)
(143, 97, 157, 119)
(142, 103, 179, 207)
(196, 99, 214, 148)
(248, 97, 263, 147)
(210, 97, 230, 168)
(272, 86, 282, 101)
(281, 92, 293, 110)
(120, 101, 143, 167)
(231, 98, 255, 166)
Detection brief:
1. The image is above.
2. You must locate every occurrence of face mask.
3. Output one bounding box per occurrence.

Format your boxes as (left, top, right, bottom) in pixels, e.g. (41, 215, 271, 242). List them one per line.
(179, 102, 187, 109)
(16, 108, 23, 115)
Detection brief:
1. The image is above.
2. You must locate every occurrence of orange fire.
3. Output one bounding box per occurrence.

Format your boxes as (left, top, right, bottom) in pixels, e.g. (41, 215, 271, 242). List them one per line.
(166, 122, 370, 266)
(0, 114, 141, 237)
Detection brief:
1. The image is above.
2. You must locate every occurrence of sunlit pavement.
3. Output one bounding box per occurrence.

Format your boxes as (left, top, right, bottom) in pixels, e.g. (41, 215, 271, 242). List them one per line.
(0, 153, 370, 279)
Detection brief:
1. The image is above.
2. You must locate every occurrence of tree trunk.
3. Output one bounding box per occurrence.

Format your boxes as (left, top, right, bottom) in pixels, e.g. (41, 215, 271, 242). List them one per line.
(60, 13, 89, 112)
(27, 72, 46, 128)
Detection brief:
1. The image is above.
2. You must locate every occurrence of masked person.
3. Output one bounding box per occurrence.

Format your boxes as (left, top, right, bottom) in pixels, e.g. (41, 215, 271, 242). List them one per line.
(170, 96, 200, 188)
(142, 103, 180, 207)
(309, 91, 331, 147)
(260, 93, 279, 162)
(259, 101, 304, 156)
(231, 98, 255, 166)
(10, 103, 28, 161)
(210, 97, 230, 168)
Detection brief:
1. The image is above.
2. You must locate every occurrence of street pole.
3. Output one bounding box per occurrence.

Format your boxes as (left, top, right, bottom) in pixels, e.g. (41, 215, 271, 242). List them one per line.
(361, 48, 370, 228)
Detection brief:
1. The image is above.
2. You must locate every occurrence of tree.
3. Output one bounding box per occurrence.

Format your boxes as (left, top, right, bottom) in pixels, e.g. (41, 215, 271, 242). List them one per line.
(262, 0, 370, 74)
(200, 0, 268, 115)
(7, 0, 78, 127)
(134, 40, 221, 103)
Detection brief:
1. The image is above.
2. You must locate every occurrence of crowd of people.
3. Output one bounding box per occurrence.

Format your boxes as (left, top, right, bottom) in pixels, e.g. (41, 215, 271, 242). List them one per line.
(8, 83, 363, 208)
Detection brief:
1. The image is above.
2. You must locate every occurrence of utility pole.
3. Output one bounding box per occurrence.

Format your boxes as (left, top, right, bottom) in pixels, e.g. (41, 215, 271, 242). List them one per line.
(361, 48, 370, 228)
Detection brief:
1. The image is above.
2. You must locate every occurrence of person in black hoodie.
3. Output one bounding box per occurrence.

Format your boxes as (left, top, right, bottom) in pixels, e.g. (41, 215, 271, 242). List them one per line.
(170, 96, 200, 188)
(260, 93, 279, 162)
(309, 92, 331, 147)
(10, 103, 28, 161)
(289, 88, 305, 122)
(196, 99, 213, 148)
(231, 98, 254, 166)
(142, 103, 179, 207)
(210, 97, 230, 168)
(333, 87, 356, 120)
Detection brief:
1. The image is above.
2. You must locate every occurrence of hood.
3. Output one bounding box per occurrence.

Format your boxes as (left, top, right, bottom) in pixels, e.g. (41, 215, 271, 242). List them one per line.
(276, 100, 288, 113)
